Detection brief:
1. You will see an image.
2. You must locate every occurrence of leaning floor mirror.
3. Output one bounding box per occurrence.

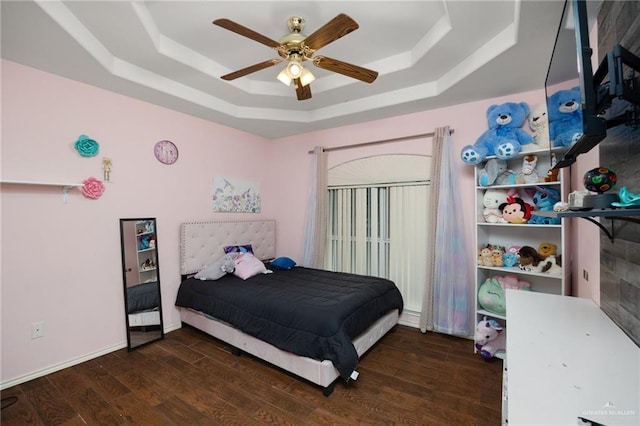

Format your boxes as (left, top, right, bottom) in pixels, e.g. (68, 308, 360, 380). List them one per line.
(119, 218, 164, 350)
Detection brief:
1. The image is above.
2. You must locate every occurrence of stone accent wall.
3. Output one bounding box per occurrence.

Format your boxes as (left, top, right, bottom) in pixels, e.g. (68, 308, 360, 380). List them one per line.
(597, 0, 640, 347)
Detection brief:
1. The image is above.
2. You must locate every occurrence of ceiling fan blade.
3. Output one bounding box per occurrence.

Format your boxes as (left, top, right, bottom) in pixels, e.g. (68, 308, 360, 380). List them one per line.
(294, 78, 312, 100)
(213, 18, 281, 49)
(221, 59, 283, 81)
(303, 14, 359, 51)
(313, 56, 378, 83)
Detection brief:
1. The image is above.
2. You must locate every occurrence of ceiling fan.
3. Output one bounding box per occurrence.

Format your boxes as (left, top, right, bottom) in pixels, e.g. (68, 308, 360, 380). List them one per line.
(213, 14, 379, 101)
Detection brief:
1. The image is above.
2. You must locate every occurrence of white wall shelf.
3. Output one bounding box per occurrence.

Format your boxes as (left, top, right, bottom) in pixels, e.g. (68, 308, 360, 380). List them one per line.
(0, 180, 83, 203)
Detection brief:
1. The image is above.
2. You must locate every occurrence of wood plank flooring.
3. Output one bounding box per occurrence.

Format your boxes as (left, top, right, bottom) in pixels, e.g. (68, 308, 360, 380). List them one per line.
(1, 325, 503, 425)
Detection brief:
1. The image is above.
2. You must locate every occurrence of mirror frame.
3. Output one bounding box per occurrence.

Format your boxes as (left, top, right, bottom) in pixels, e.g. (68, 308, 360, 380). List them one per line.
(119, 217, 164, 350)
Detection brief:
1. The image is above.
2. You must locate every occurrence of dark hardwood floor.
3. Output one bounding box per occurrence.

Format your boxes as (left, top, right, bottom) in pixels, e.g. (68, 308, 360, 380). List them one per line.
(1, 325, 503, 425)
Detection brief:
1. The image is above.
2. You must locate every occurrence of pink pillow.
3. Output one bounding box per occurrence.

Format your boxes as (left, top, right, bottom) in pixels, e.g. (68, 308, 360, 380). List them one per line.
(233, 253, 267, 280)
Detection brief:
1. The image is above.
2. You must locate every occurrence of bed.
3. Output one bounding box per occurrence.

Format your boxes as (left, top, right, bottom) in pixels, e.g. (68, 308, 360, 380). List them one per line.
(126, 281, 161, 327)
(175, 220, 403, 396)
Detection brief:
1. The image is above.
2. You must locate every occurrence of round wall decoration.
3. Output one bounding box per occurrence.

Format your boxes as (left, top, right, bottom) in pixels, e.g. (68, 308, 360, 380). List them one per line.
(153, 140, 179, 165)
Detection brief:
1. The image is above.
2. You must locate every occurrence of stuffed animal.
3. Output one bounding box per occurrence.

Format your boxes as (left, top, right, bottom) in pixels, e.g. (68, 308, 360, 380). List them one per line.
(478, 274, 531, 316)
(518, 245, 546, 267)
(515, 155, 540, 184)
(525, 103, 550, 150)
(490, 245, 505, 267)
(477, 278, 506, 315)
(461, 102, 534, 165)
(518, 245, 562, 274)
(499, 196, 535, 224)
(477, 244, 494, 267)
(540, 255, 563, 275)
(538, 242, 557, 257)
(138, 234, 151, 250)
(482, 188, 509, 223)
(547, 87, 583, 147)
(474, 317, 506, 360)
(194, 254, 236, 280)
(503, 252, 519, 268)
(478, 158, 517, 187)
(526, 186, 561, 224)
(497, 274, 531, 291)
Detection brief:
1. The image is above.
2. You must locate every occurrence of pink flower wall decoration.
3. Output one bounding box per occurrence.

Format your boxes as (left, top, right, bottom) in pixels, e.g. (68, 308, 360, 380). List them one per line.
(82, 177, 105, 199)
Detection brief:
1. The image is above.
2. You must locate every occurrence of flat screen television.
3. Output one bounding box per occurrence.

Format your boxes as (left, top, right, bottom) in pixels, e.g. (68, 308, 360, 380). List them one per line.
(545, 0, 606, 169)
(546, 0, 640, 169)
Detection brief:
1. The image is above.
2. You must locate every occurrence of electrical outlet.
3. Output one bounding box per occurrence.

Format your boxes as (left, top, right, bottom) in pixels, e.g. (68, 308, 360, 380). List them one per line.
(583, 269, 589, 281)
(31, 321, 44, 339)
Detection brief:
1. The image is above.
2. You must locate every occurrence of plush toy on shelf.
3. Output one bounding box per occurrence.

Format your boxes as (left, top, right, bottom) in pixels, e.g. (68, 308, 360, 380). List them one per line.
(478, 274, 531, 316)
(518, 245, 562, 275)
(478, 277, 506, 315)
(490, 245, 505, 267)
(517, 245, 547, 269)
(461, 101, 534, 165)
(515, 155, 541, 184)
(497, 274, 531, 292)
(499, 195, 535, 224)
(526, 186, 562, 225)
(474, 317, 506, 360)
(538, 242, 558, 257)
(547, 87, 583, 147)
(482, 188, 509, 223)
(478, 158, 517, 187)
(503, 245, 521, 267)
(477, 244, 494, 267)
(525, 103, 550, 150)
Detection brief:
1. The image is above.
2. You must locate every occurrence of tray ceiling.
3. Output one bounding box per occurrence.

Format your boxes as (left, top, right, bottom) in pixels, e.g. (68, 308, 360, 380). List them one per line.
(2, 1, 586, 139)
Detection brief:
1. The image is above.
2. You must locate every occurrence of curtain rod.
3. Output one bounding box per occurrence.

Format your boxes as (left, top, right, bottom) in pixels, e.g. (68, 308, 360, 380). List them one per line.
(307, 128, 454, 154)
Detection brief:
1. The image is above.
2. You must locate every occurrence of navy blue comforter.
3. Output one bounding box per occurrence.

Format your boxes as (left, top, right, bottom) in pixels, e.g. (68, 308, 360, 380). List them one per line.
(175, 267, 403, 380)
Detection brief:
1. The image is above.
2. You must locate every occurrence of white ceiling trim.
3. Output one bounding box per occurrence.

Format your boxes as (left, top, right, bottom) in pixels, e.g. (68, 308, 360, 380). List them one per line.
(30, 0, 528, 128)
(35, 0, 114, 72)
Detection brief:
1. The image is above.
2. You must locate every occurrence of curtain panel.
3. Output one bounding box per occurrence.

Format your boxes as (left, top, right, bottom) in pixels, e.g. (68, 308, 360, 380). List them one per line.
(420, 127, 472, 336)
(301, 147, 328, 268)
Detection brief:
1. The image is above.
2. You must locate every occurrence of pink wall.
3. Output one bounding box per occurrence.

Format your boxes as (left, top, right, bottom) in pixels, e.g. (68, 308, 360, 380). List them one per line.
(1, 60, 277, 386)
(1, 58, 600, 388)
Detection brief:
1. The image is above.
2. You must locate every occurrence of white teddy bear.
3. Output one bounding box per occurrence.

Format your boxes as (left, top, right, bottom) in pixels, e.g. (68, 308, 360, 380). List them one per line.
(523, 103, 550, 151)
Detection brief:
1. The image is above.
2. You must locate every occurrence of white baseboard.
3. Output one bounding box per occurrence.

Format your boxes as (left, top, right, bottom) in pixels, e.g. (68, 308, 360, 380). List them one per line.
(398, 310, 421, 328)
(0, 341, 127, 390)
(1, 322, 183, 390)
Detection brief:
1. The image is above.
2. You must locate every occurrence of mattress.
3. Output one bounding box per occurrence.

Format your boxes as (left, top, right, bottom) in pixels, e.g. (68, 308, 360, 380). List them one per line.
(175, 266, 404, 379)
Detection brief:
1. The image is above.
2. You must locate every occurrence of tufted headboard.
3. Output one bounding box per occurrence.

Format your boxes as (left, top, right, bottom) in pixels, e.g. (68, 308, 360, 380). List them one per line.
(180, 220, 276, 276)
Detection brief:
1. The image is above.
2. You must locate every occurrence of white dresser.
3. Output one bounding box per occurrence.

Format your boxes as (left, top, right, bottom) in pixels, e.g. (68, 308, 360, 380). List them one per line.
(505, 290, 640, 425)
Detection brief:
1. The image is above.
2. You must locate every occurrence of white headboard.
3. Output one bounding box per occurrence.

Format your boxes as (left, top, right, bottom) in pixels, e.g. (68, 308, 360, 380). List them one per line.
(180, 220, 276, 276)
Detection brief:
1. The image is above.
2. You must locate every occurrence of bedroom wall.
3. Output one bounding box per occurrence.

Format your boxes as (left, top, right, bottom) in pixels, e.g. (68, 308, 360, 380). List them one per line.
(596, 0, 640, 347)
(0, 59, 277, 387)
(270, 90, 601, 309)
(2, 54, 603, 387)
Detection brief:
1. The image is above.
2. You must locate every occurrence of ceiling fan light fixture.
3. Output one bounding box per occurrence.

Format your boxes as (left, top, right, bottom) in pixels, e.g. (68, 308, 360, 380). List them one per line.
(286, 59, 303, 78)
(277, 68, 292, 86)
(299, 67, 315, 87)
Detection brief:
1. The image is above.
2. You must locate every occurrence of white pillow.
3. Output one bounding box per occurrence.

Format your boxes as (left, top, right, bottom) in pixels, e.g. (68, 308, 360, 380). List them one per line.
(233, 252, 267, 280)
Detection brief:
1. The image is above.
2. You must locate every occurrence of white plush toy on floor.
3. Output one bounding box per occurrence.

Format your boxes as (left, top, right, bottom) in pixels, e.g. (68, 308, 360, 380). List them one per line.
(474, 317, 506, 360)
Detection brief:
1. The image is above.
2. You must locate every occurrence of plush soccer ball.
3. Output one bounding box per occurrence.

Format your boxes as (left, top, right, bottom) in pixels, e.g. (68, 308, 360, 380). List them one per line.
(583, 167, 617, 193)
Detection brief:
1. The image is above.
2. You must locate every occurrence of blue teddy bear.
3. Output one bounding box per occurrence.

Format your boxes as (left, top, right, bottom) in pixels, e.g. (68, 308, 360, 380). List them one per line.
(547, 87, 583, 147)
(461, 102, 534, 165)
